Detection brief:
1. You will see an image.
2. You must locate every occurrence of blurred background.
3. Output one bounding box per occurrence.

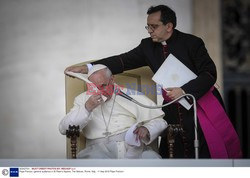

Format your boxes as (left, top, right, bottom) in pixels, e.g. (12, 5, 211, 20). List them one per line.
(0, 0, 249, 158)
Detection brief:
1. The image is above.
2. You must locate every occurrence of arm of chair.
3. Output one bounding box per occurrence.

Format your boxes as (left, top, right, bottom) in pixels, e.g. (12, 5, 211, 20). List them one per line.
(166, 124, 185, 158)
(66, 125, 80, 159)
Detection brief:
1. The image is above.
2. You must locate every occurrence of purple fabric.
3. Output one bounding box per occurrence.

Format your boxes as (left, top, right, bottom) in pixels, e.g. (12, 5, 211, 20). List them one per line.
(162, 88, 242, 158)
(197, 89, 242, 158)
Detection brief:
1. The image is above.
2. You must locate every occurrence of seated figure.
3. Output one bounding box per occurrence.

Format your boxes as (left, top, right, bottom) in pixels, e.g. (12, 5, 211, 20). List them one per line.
(59, 64, 168, 159)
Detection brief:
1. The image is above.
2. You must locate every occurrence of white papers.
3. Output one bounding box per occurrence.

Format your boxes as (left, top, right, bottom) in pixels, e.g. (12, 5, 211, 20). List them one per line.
(152, 53, 197, 88)
(125, 123, 141, 147)
(66, 71, 107, 102)
(152, 54, 197, 110)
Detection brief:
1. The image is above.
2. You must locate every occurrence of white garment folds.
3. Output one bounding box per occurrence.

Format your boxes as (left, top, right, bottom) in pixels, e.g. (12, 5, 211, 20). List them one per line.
(59, 86, 167, 159)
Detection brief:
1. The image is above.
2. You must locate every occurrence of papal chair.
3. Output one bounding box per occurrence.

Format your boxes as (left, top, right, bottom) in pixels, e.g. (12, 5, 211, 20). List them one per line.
(64, 61, 158, 158)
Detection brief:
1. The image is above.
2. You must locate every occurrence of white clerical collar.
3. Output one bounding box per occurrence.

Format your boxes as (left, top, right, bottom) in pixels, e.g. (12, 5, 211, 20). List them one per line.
(161, 41, 167, 45)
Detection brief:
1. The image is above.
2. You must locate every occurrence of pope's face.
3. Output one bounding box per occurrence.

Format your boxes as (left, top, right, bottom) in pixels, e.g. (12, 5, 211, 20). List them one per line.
(88, 69, 114, 100)
(146, 11, 173, 42)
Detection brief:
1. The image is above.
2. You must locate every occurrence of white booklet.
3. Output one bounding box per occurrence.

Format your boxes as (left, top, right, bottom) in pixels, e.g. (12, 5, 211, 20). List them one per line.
(152, 54, 197, 110)
(66, 71, 107, 101)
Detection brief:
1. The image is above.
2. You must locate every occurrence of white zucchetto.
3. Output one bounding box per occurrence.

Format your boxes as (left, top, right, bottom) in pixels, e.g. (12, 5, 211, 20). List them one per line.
(87, 64, 108, 78)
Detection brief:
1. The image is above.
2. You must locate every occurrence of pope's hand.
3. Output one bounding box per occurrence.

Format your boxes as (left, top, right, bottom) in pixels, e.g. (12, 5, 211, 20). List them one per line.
(85, 94, 103, 112)
(133, 126, 149, 141)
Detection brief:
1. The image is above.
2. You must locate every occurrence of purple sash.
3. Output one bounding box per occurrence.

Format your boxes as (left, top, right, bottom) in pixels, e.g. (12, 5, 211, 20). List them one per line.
(162, 88, 242, 158)
(197, 88, 242, 158)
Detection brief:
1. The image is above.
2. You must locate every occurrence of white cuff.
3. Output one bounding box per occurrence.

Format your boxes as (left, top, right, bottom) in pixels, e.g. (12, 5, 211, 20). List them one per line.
(86, 63, 93, 71)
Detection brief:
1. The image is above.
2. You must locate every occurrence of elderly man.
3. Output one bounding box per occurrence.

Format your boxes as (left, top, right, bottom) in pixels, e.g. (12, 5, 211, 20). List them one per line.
(59, 64, 167, 159)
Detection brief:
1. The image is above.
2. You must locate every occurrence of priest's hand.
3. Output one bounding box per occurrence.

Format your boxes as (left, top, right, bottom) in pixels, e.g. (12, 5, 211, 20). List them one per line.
(133, 126, 149, 141)
(85, 94, 103, 112)
(64, 65, 88, 76)
(165, 87, 185, 100)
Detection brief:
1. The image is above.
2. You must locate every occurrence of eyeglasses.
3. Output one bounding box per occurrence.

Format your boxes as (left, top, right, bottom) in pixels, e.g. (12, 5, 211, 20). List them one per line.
(145, 24, 163, 31)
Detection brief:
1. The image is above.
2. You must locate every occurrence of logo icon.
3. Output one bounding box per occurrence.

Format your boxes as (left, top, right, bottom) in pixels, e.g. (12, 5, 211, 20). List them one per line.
(2, 169, 8, 176)
(9, 168, 19, 177)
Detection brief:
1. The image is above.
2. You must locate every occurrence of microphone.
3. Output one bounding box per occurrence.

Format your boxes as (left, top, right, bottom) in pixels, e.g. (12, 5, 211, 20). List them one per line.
(115, 88, 168, 109)
(114, 88, 135, 102)
(115, 87, 195, 110)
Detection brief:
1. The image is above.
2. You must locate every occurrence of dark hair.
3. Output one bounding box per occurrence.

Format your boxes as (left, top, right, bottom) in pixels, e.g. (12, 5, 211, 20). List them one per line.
(147, 5, 176, 28)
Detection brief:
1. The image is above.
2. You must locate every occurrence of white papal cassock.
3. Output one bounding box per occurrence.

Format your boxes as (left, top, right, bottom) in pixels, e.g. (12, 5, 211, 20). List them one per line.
(59, 86, 167, 159)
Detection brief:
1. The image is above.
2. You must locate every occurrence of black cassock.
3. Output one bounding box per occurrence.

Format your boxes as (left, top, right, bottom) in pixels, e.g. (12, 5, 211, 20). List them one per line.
(92, 29, 225, 158)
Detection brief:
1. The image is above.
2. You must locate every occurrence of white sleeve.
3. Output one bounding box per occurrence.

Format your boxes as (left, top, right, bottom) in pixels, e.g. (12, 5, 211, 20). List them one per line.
(59, 95, 91, 135)
(86, 63, 93, 71)
(141, 118, 168, 145)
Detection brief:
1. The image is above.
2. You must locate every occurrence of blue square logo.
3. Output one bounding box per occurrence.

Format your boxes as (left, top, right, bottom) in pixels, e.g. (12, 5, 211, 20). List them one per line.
(9, 168, 19, 177)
